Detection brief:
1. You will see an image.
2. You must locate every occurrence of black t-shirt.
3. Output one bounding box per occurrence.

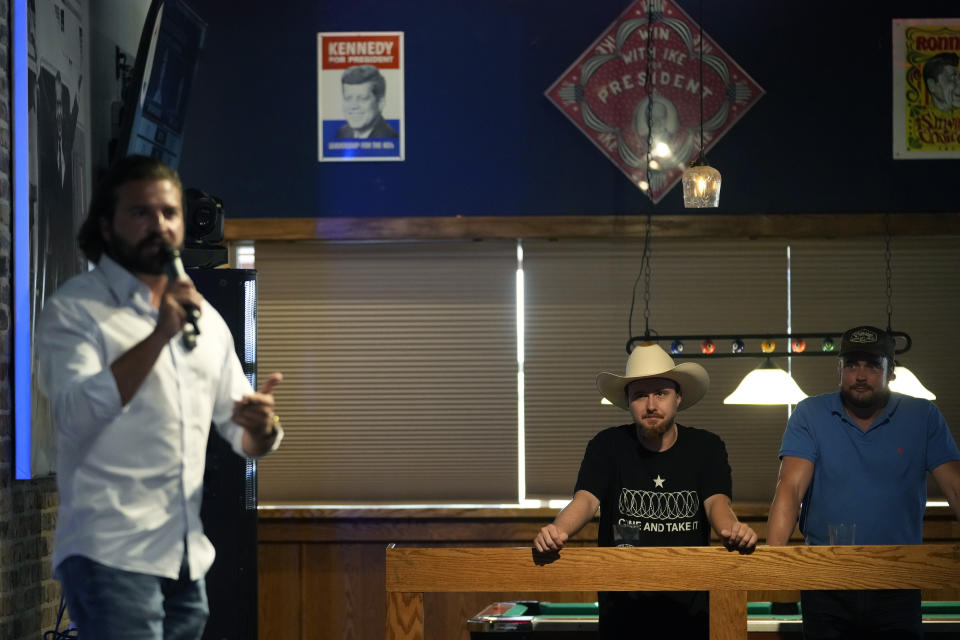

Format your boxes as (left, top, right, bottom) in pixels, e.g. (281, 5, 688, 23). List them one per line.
(574, 423, 732, 639)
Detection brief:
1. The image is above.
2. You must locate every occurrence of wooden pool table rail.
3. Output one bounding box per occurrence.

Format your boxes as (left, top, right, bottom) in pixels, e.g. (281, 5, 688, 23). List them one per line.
(385, 544, 960, 640)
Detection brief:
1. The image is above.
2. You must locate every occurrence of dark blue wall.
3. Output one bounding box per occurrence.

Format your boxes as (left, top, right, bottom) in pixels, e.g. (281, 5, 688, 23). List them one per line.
(177, 0, 960, 218)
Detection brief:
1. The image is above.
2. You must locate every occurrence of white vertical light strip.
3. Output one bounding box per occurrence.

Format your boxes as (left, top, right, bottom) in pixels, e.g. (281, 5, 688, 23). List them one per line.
(243, 279, 258, 367)
(786, 244, 794, 419)
(235, 243, 256, 270)
(516, 240, 532, 505)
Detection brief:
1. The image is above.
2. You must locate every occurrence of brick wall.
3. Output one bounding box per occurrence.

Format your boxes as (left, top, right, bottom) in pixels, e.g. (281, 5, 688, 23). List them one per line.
(0, 0, 64, 637)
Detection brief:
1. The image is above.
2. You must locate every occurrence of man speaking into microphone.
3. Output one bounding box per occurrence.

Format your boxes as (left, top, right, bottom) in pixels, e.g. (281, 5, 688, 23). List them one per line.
(36, 154, 284, 639)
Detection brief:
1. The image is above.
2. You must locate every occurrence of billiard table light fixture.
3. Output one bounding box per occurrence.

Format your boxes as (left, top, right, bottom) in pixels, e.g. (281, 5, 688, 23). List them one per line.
(615, 329, 929, 405)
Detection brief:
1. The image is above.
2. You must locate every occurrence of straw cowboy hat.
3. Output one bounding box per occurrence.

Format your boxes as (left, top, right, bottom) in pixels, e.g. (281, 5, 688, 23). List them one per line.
(596, 343, 710, 411)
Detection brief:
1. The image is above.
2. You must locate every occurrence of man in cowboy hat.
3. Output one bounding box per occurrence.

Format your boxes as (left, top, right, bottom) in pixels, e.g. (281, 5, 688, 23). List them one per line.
(534, 343, 757, 638)
(768, 325, 960, 639)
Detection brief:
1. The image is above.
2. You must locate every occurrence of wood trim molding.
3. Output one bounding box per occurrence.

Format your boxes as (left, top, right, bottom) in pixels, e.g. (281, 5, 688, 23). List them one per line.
(256, 504, 954, 520)
(256, 505, 959, 544)
(226, 213, 960, 242)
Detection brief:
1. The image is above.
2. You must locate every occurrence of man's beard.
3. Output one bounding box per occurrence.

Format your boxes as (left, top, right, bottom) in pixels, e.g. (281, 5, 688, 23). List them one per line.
(636, 414, 674, 439)
(841, 385, 889, 410)
(106, 232, 171, 275)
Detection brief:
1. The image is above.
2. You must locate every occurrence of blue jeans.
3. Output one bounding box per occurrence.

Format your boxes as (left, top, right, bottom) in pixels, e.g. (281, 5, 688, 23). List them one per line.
(57, 555, 209, 640)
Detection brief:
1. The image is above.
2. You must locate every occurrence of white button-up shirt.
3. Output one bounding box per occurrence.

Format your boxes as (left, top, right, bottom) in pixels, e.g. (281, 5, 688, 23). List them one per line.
(37, 255, 280, 580)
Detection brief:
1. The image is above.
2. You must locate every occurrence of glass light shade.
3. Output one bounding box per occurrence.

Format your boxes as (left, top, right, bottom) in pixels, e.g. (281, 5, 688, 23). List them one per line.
(682, 164, 722, 208)
(889, 365, 936, 400)
(723, 359, 808, 405)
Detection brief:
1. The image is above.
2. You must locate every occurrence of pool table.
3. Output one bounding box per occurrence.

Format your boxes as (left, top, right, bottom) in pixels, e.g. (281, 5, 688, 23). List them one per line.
(467, 600, 960, 638)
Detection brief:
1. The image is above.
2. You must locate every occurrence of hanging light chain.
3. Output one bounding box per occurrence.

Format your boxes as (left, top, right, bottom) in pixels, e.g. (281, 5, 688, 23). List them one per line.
(644, 4, 654, 183)
(884, 213, 893, 332)
(642, 213, 653, 337)
(628, 3, 656, 345)
(697, 0, 705, 165)
(627, 213, 654, 343)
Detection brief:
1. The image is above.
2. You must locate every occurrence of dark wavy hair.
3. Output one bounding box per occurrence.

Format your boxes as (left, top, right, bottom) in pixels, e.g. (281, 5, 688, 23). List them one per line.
(341, 64, 386, 99)
(78, 155, 182, 263)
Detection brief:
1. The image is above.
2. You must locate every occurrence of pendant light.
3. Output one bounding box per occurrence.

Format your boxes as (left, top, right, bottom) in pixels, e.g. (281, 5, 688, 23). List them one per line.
(888, 366, 935, 400)
(723, 358, 808, 405)
(681, 0, 721, 208)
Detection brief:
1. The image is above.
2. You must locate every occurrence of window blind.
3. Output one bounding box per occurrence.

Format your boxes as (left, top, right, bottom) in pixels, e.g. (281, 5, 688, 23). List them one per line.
(253, 240, 518, 504)
(251, 234, 960, 505)
(522, 237, 790, 503)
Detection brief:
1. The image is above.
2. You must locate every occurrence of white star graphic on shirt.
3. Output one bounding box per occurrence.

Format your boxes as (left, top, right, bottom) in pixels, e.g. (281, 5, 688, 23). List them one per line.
(653, 475, 665, 488)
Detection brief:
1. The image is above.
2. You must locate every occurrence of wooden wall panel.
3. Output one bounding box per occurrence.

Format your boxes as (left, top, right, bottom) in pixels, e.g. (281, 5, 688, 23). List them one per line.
(300, 543, 386, 640)
(258, 543, 302, 640)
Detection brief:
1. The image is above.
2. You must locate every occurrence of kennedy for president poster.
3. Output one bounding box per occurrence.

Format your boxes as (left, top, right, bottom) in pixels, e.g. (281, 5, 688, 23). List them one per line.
(318, 31, 405, 161)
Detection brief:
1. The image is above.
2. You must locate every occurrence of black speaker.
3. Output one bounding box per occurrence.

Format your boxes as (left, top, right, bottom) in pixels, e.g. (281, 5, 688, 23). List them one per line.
(192, 268, 258, 640)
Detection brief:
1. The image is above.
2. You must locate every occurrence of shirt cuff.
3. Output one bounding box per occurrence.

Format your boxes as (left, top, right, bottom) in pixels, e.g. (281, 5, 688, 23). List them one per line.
(221, 419, 284, 458)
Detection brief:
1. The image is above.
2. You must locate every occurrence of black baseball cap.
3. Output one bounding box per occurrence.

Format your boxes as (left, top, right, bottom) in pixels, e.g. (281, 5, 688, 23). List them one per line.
(839, 326, 896, 362)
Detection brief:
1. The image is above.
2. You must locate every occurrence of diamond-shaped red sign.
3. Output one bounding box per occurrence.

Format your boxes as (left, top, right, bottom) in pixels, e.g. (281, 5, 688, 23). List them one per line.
(546, 0, 765, 203)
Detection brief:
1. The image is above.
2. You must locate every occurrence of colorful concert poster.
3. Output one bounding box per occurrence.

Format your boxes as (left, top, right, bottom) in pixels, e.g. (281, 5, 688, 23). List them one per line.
(545, 0, 764, 203)
(317, 31, 405, 162)
(893, 19, 960, 159)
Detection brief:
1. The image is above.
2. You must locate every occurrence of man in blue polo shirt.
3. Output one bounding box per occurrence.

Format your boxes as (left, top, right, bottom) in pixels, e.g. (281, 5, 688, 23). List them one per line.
(767, 325, 960, 639)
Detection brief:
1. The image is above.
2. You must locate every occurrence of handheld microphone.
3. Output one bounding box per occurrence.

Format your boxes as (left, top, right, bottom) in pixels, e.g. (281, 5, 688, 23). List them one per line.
(163, 244, 201, 351)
